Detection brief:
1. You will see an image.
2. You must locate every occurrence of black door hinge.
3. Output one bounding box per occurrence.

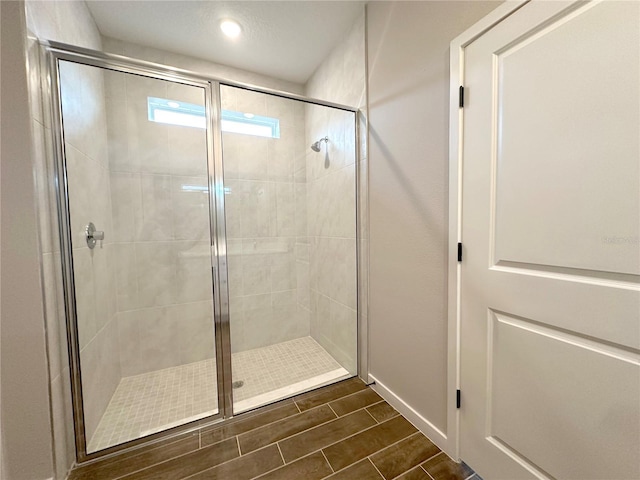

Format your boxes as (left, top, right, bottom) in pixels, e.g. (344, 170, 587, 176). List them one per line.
(456, 389, 461, 409)
(457, 242, 463, 262)
(459, 86, 464, 108)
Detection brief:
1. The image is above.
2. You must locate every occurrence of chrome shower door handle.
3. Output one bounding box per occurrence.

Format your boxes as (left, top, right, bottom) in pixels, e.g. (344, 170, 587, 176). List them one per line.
(85, 222, 105, 249)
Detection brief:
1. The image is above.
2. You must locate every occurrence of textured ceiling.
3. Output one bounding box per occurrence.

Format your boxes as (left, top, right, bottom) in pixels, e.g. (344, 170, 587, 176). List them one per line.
(86, 1, 364, 84)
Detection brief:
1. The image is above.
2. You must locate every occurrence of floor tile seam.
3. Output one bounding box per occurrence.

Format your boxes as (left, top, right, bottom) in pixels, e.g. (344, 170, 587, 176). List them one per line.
(238, 412, 340, 461)
(96, 439, 200, 480)
(276, 414, 416, 472)
(364, 431, 436, 476)
(273, 403, 396, 461)
(387, 461, 439, 480)
(364, 403, 382, 423)
(420, 451, 476, 480)
(326, 411, 417, 454)
(109, 435, 232, 480)
(326, 385, 379, 407)
(420, 451, 444, 466)
(368, 457, 387, 480)
(249, 445, 334, 480)
(180, 442, 283, 480)
(420, 464, 436, 480)
(294, 380, 364, 408)
(238, 404, 340, 452)
(276, 443, 286, 465)
(320, 450, 334, 474)
(199, 403, 304, 446)
(387, 448, 442, 480)
(274, 410, 397, 468)
(326, 392, 383, 418)
(387, 464, 429, 480)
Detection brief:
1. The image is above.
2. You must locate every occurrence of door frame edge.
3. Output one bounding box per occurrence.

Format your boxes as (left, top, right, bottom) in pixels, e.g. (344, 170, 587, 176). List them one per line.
(446, 0, 529, 463)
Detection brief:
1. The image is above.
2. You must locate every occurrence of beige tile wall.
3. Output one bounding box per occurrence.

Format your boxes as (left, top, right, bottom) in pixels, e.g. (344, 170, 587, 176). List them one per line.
(104, 70, 216, 377)
(221, 85, 310, 352)
(100, 36, 310, 365)
(304, 14, 367, 375)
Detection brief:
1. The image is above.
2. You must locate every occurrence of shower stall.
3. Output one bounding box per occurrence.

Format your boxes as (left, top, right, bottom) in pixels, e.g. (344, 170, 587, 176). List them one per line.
(48, 43, 360, 460)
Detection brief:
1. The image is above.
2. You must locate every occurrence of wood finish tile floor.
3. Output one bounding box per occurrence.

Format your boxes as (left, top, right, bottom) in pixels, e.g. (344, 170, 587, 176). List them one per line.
(70, 378, 478, 480)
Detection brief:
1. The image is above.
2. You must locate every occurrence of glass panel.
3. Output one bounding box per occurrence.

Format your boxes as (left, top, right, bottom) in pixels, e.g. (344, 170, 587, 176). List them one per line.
(220, 85, 358, 414)
(57, 60, 218, 453)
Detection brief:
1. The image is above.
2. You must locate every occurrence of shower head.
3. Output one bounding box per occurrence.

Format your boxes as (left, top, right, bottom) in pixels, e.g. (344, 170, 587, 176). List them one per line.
(310, 136, 329, 152)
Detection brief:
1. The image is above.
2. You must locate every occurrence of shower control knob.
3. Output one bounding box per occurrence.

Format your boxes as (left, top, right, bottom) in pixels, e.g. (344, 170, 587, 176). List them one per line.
(85, 222, 105, 249)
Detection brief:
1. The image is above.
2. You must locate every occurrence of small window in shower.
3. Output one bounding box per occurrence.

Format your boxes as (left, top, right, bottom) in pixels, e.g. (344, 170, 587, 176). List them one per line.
(147, 97, 280, 138)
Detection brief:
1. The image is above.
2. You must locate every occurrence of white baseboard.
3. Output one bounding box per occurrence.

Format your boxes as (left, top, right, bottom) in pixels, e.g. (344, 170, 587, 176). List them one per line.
(368, 374, 451, 455)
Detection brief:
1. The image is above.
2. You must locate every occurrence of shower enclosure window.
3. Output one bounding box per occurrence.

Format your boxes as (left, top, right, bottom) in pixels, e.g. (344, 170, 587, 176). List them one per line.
(221, 86, 358, 413)
(51, 48, 358, 459)
(57, 60, 220, 453)
(146, 96, 281, 138)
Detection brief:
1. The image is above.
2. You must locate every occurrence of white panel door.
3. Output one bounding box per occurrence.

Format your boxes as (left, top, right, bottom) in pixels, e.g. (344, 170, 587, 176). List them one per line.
(460, 1, 640, 479)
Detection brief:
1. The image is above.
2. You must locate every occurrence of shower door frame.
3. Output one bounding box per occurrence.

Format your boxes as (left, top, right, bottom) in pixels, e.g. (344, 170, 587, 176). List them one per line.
(44, 41, 364, 464)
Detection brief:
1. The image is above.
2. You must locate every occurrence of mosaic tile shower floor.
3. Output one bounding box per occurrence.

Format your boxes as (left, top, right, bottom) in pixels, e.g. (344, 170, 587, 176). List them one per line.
(88, 337, 348, 452)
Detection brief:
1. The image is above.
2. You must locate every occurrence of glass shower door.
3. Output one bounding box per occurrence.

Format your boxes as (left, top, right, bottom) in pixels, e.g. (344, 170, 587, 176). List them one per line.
(219, 85, 358, 413)
(56, 59, 220, 454)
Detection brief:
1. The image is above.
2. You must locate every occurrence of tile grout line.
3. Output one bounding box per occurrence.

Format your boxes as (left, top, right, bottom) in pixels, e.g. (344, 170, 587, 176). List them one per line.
(94, 337, 339, 450)
(388, 464, 431, 480)
(420, 464, 436, 480)
(368, 457, 387, 480)
(420, 451, 477, 480)
(364, 404, 381, 424)
(236, 435, 242, 456)
(326, 403, 339, 418)
(276, 442, 286, 465)
(422, 451, 443, 467)
(249, 445, 328, 480)
(181, 441, 287, 480)
(107, 436, 204, 480)
(237, 403, 340, 452)
(274, 417, 419, 476)
(362, 431, 439, 479)
(320, 450, 334, 474)
(415, 450, 446, 480)
(208, 399, 329, 449)
(272, 403, 401, 459)
(244, 409, 417, 479)
(417, 449, 442, 470)
(299, 382, 369, 409)
(329, 385, 376, 405)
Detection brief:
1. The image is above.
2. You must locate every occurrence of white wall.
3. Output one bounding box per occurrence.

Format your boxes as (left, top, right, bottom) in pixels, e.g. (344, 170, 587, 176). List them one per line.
(1, 1, 55, 478)
(366, 0, 502, 453)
